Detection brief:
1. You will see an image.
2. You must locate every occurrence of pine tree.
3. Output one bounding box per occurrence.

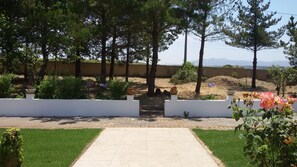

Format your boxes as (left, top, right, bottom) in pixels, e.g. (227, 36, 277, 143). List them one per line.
(225, 0, 284, 88)
(0, 0, 23, 73)
(140, 0, 180, 96)
(284, 16, 297, 68)
(191, 0, 235, 95)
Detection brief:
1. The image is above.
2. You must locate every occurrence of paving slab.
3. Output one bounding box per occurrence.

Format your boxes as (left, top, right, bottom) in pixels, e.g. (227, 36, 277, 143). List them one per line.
(0, 117, 240, 130)
(72, 128, 218, 167)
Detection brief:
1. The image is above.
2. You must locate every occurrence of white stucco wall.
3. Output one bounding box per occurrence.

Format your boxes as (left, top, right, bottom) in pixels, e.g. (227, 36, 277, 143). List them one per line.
(1, 94, 296, 118)
(0, 95, 139, 117)
(165, 95, 297, 118)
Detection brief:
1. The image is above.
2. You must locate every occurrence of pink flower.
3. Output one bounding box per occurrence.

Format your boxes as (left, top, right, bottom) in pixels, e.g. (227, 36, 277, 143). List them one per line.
(274, 96, 286, 112)
(275, 96, 285, 107)
(259, 92, 274, 99)
(260, 98, 275, 110)
(259, 92, 275, 110)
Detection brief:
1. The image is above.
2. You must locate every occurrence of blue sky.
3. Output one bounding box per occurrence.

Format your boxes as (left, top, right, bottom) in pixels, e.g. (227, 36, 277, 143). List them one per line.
(159, 0, 297, 65)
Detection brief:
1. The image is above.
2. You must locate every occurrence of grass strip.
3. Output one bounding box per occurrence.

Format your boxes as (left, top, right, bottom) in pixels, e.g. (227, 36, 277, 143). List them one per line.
(0, 128, 101, 167)
(193, 129, 255, 167)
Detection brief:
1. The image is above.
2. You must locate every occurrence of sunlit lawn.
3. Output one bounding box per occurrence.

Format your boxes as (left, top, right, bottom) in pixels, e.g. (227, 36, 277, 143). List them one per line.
(0, 129, 101, 167)
(193, 129, 255, 167)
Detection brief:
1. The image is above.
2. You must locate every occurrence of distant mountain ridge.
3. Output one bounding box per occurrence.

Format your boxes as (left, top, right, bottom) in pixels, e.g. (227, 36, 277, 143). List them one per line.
(191, 58, 290, 68)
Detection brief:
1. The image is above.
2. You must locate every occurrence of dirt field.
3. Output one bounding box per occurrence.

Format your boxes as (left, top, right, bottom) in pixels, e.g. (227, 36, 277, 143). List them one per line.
(126, 76, 297, 100)
(10, 75, 297, 100)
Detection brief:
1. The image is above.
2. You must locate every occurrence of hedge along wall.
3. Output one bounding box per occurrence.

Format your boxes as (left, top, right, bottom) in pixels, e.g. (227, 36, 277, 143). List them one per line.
(1, 61, 269, 81)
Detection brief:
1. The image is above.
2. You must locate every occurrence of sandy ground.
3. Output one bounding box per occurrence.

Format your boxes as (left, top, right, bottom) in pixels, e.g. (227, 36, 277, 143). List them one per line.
(12, 75, 297, 100)
(126, 76, 297, 100)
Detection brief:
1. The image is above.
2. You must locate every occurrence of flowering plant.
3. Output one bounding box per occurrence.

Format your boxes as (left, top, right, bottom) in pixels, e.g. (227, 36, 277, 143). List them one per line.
(230, 92, 297, 167)
(99, 83, 108, 89)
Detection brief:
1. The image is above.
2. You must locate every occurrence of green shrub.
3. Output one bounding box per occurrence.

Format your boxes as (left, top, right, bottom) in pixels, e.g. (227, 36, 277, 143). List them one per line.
(35, 76, 58, 99)
(56, 77, 87, 99)
(108, 80, 129, 100)
(223, 64, 244, 69)
(170, 62, 197, 84)
(36, 76, 87, 99)
(0, 74, 15, 98)
(200, 94, 217, 100)
(0, 128, 23, 167)
(95, 89, 109, 99)
(268, 65, 297, 96)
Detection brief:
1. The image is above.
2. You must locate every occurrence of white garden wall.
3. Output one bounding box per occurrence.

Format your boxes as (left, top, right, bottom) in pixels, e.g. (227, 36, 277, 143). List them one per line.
(165, 95, 297, 118)
(1, 94, 296, 118)
(0, 95, 139, 117)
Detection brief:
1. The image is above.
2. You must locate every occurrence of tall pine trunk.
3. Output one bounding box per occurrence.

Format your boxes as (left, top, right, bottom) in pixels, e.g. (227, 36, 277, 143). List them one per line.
(101, 36, 107, 83)
(5, 26, 13, 73)
(148, 26, 158, 96)
(75, 49, 81, 78)
(195, 35, 205, 95)
(184, 28, 188, 65)
(125, 31, 131, 82)
(252, 48, 257, 88)
(24, 59, 28, 82)
(24, 41, 29, 82)
(38, 2, 49, 83)
(38, 26, 49, 82)
(109, 31, 117, 81)
(146, 44, 150, 85)
(38, 42, 48, 82)
(100, 12, 107, 83)
(195, 18, 207, 95)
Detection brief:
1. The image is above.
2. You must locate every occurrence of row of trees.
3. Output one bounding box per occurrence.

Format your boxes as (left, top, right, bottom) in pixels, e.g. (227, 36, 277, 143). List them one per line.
(1, 0, 297, 96)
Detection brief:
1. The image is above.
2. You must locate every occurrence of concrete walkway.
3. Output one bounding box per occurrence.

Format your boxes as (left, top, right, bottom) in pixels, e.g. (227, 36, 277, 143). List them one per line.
(73, 128, 218, 167)
(0, 117, 239, 130)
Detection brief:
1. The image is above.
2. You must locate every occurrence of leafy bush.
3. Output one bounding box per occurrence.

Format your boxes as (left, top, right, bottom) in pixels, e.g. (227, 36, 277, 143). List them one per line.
(268, 65, 296, 96)
(200, 94, 216, 100)
(56, 77, 87, 99)
(35, 76, 58, 99)
(170, 62, 197, 84)
(0, 128, 23, 167)
(0, 74, 15, 98)
(36, 76, 87, 99)
(108, 80, 129, 100)
(222, 64, 243, 69)
(230, 92, 297, 167)
(95, 89, 109, 100)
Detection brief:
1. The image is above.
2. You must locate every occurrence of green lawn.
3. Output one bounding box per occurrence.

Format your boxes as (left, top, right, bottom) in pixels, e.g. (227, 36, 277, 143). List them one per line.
(0, 129, 101, 167)
(193, 129, 255, 167)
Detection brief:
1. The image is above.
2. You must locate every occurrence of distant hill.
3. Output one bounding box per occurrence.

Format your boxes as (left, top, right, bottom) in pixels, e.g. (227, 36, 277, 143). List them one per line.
(191, 58, 290, 69)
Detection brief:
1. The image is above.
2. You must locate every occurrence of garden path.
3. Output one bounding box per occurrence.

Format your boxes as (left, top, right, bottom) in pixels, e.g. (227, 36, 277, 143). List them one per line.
(0, 117, 240, 130)
(72, 128, 219, 167)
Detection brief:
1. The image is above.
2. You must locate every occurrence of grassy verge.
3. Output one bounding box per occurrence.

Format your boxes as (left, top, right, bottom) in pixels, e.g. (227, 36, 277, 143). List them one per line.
(0, 129, 101, 167)
(193, 129, 255, 167)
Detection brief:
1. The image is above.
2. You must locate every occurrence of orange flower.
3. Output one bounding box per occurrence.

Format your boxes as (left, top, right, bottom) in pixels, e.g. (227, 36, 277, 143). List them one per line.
(243, 92, 249, 98)
(259, 92, 275, 109)
(274, 96, 285, 108)
(283, 102, 293, 111)
(251, 92, 260, 98)
(284, 137, 294, 145)
(287, 96, 297, 105)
